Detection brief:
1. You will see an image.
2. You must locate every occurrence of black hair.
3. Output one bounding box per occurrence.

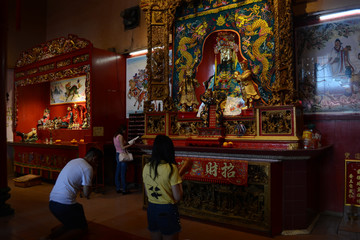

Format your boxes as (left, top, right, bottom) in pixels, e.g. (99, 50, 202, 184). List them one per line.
(113, 124, 127, 138)
(85, 147, 103, 160)
(149, 135, 176, 179)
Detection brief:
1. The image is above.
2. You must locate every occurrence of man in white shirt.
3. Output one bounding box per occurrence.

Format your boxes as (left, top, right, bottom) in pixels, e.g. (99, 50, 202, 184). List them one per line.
(43, 147, 103, 240)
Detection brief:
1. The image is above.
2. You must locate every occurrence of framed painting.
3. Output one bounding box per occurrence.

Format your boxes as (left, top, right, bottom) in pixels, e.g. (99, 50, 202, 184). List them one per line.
(126, 54, 148, 118)
(126, 50, 172, 118)
(295, 16, 360, 114)
(50, 75, 86, 105)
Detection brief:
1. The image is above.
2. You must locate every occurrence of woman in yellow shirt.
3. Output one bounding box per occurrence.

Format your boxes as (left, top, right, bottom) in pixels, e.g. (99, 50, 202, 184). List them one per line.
(143, 135, 183, 240)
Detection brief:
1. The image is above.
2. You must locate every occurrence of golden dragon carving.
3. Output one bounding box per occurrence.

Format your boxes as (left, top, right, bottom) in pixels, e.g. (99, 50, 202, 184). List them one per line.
(244, 18, 273, 91)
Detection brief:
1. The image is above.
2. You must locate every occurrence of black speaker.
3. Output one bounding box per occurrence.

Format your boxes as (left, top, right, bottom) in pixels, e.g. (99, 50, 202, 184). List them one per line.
(121, 6, 140, 30)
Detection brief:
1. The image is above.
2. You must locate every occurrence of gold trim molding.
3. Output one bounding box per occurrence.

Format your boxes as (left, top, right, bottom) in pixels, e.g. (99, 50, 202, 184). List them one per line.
(15, 34, 91, 68)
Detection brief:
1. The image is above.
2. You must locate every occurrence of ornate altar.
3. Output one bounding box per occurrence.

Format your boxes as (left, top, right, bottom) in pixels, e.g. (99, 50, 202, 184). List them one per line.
(138, 0, 327, 236)
(9, 34, 122, 180)
(140, 0, 301, 149)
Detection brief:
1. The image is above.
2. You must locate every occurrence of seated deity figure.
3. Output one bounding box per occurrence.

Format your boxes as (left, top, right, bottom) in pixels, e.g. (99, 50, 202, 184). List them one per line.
(61, 106, 73, 128)
(213, 32, 244, 115)
(235, 60, 260, 109)
(197, 31, 245, 118)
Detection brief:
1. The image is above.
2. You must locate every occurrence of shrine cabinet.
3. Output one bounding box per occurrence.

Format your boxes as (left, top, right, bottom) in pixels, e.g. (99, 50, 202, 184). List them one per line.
(9, 34, 125, 180)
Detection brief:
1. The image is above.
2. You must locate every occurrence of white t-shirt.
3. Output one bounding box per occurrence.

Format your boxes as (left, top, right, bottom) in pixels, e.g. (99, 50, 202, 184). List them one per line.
(50, 158, 93, 204)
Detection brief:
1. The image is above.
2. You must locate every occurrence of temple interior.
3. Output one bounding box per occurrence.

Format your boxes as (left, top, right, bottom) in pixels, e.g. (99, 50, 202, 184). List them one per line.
(1, 0, 360, 239)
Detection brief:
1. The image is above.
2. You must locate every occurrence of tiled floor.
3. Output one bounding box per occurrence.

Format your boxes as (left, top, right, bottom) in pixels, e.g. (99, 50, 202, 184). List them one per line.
(0, 179, 349, 240)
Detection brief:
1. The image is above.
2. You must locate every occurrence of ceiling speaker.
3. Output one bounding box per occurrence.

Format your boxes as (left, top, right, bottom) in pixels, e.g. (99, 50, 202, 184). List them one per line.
(121, 6, 140, 30)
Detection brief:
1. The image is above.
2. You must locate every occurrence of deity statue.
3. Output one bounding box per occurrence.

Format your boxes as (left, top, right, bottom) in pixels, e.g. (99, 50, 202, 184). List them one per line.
(61, 106, 73, 128)
(72, 103, 84, 127)
(179, 69, 199, 112)
(40, 108, 50, 126)
(235, 60, 261, 109)
(212, 32, 244, 116)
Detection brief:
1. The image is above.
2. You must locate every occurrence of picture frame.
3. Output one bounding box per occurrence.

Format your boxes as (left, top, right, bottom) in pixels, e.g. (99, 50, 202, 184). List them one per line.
(295, 16, 360, 114)
(126, 54, 148, 117)
(50, 75, 86, 105)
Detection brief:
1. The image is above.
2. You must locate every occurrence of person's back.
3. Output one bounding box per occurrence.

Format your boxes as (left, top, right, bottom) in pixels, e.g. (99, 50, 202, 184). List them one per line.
(50, 158, 93, 204)
(143, 162, 181, 204)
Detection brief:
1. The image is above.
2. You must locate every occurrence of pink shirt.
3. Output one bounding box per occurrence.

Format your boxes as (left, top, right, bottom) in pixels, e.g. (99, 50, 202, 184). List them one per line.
(113, 135, 125, 153)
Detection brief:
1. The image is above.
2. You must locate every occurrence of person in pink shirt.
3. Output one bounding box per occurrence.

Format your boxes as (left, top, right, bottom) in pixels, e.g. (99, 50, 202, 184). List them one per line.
(113, 125, 133, 194)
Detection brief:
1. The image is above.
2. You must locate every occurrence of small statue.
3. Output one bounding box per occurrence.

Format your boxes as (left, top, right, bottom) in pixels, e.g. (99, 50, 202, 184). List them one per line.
(82, 116, 89, 129)
(62, 106, 73, 126)
(235, 60, 261, 109)
(179, 69, 199, 112)
(45, 119, 55, 130)
(16, 128, 38, 142)
(73, 104, 81, 125)
(40, 108, 50, 126)
(54, 117, 61, 129)
(197, 88, 213, 118)
(235, 122, 247, 136)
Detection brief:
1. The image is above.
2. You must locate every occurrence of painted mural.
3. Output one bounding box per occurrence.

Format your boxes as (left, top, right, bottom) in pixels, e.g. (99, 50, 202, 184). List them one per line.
(50, 75, 86, 105)
(173, 0, 275, 109)
(126, 55, 148, 117)
(126, 51, 173, 117)
(296, 17, 360, 113)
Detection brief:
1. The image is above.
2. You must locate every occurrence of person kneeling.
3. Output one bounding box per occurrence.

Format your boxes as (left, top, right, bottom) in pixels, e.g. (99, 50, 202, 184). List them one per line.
(42, 147, 103, 240)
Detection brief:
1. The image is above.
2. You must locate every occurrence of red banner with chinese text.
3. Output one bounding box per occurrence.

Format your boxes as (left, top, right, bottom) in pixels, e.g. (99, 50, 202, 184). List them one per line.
(345, 160, 360, 206)
(175, 156, 248, 185)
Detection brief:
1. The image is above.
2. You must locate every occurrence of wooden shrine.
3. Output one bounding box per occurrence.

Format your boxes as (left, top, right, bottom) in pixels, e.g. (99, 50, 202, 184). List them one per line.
(9, 34, 123, 181)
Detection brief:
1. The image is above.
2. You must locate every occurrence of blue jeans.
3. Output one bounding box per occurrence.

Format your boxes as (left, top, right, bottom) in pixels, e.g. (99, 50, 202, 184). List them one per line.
(115, 152, 128, 191)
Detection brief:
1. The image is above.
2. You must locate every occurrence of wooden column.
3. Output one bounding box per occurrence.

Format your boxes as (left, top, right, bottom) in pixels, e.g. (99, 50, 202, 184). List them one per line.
(0, 0, 14, 217)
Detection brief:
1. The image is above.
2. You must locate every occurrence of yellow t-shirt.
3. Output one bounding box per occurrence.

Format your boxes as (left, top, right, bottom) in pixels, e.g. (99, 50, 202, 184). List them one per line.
(142, 162, 182, 204)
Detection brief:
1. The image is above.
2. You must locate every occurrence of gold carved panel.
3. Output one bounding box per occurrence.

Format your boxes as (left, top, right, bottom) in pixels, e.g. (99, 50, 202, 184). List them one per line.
(146, 115, 166, 134)
(260, 109, 293, 135)
(142, 154, 271, 233)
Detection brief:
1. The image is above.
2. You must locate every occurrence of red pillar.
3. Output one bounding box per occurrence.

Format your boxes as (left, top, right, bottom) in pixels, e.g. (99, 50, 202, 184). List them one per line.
(0, 0, 14, 216)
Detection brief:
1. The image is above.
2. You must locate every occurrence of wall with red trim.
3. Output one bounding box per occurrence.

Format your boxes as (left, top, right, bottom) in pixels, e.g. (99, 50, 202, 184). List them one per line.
(304, 114, 360, 213)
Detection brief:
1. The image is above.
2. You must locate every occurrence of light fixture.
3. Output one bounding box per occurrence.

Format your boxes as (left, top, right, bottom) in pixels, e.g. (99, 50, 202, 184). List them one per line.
(319, 9, 360, 21)
(129, 49, 148, 56)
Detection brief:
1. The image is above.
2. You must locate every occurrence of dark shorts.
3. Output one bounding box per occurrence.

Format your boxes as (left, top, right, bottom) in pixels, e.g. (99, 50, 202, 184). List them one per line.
(49, 200, 88, 229)
(147, 202, 181, 235)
